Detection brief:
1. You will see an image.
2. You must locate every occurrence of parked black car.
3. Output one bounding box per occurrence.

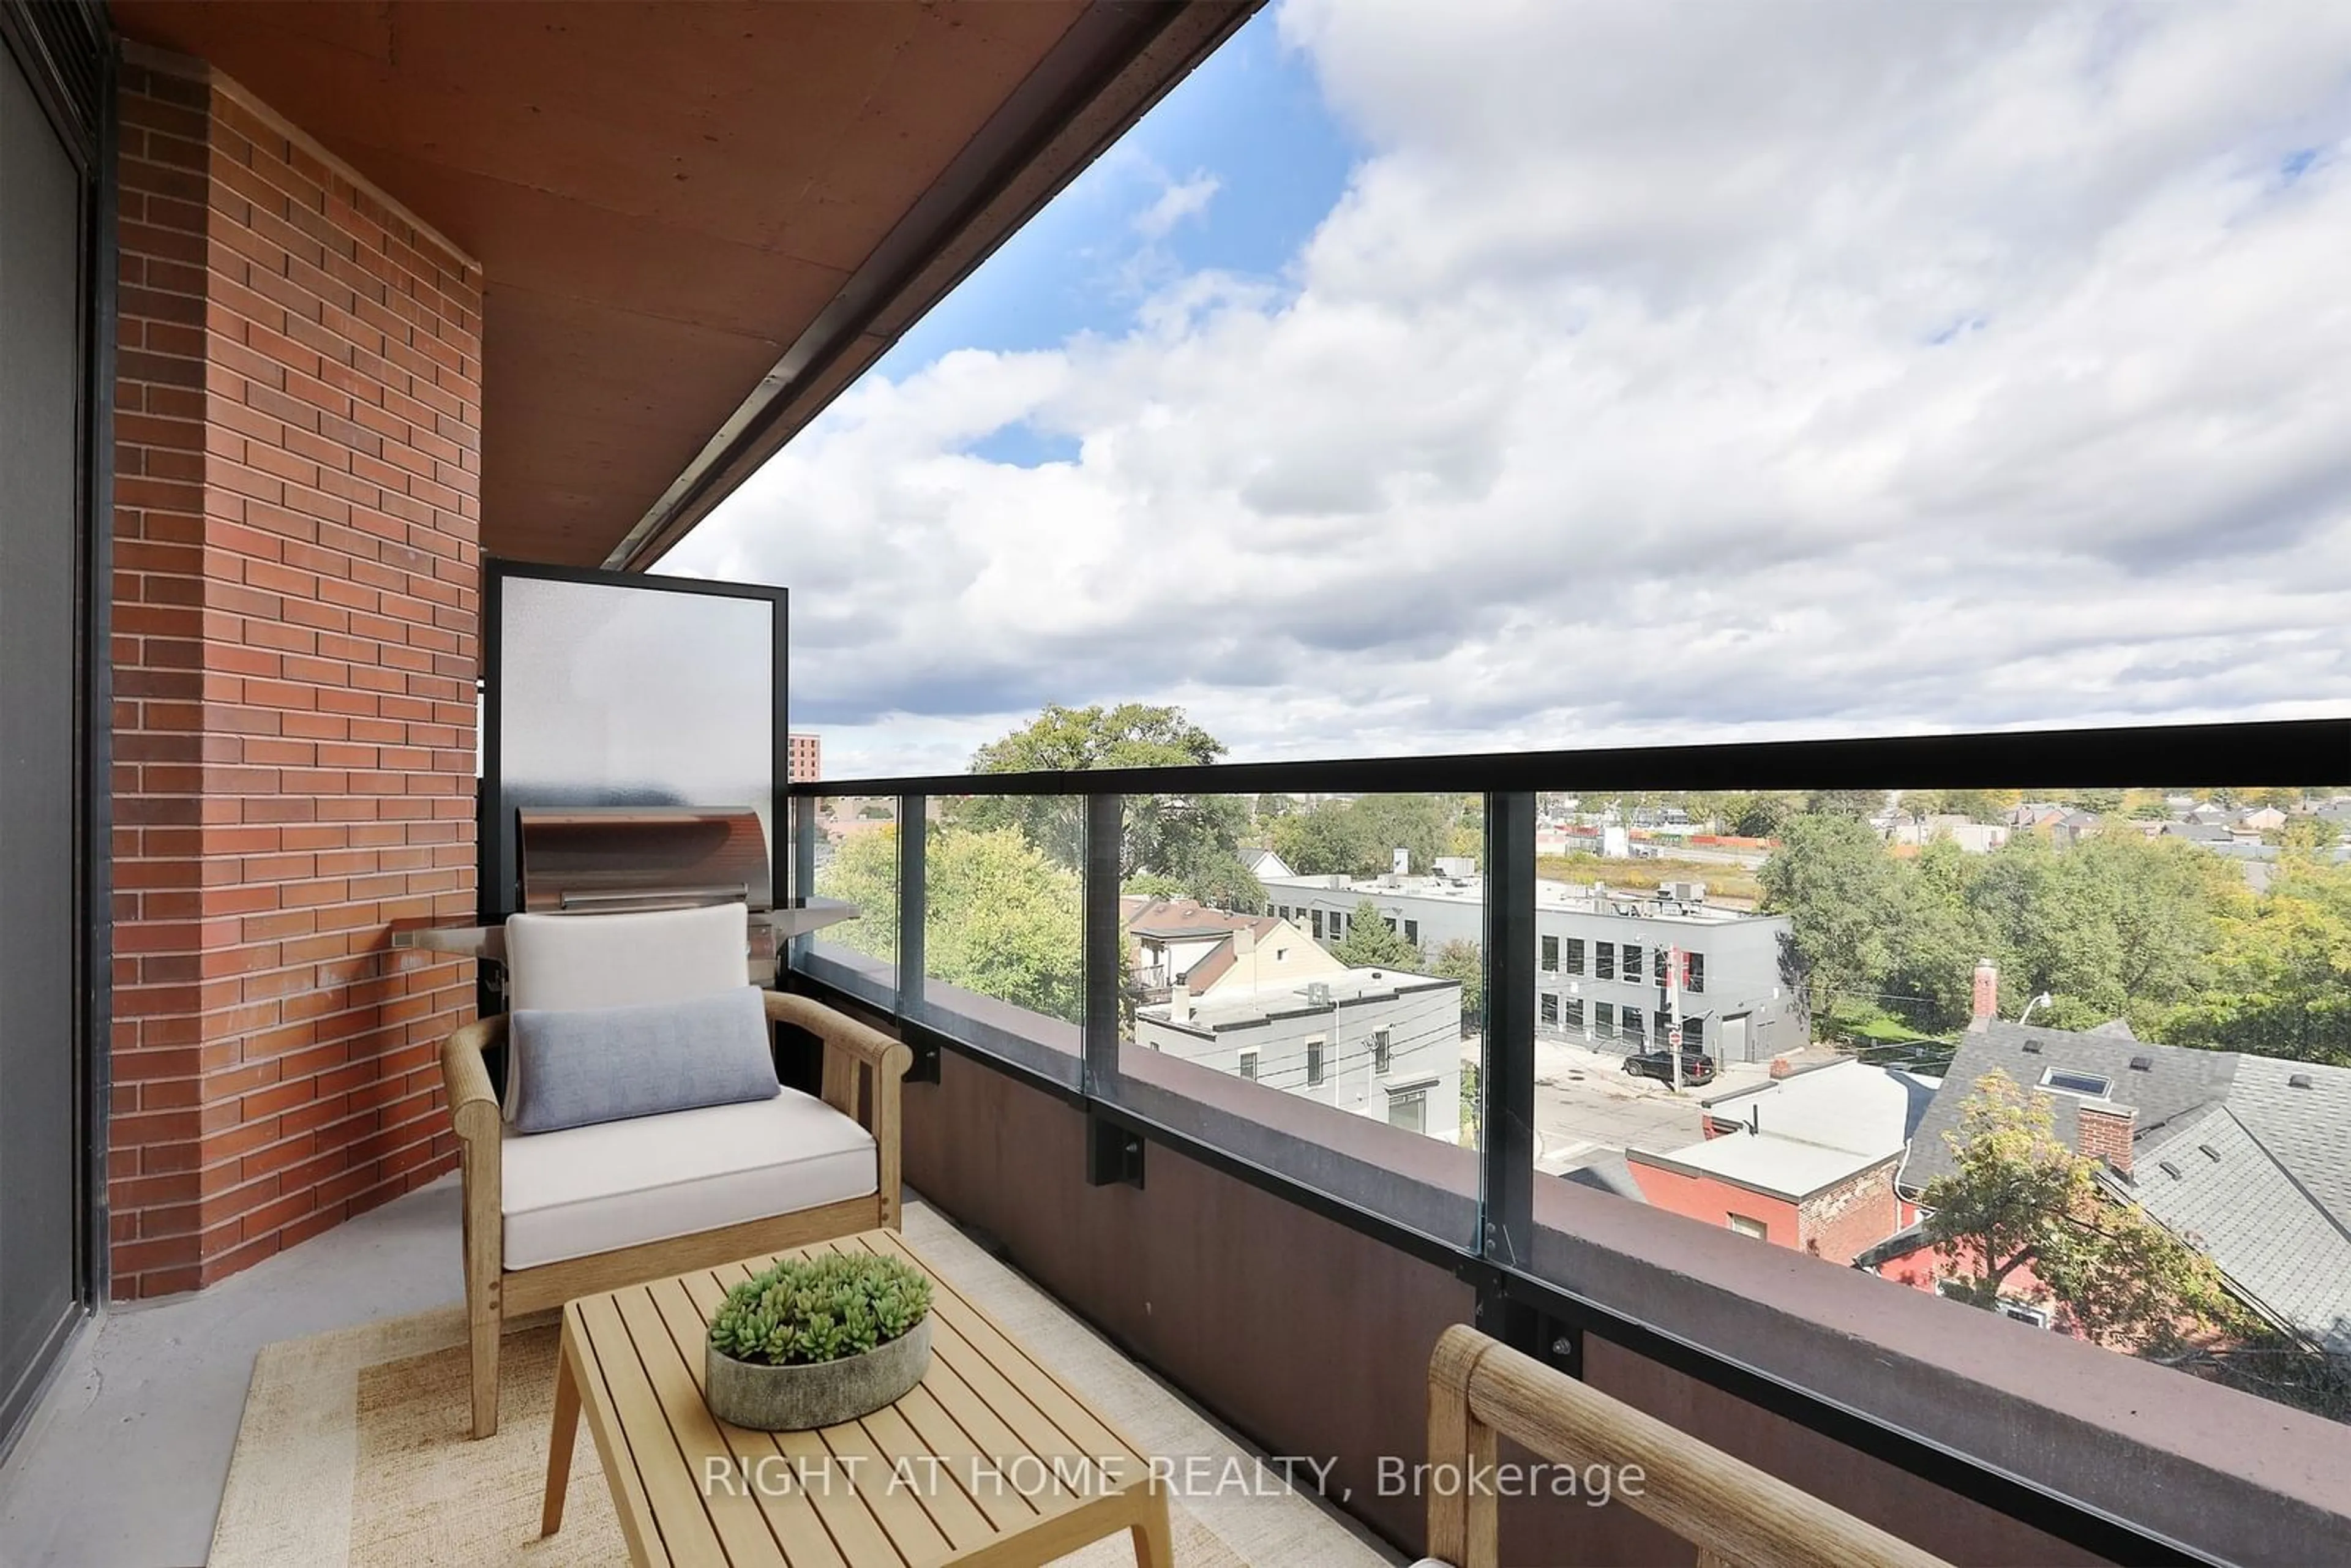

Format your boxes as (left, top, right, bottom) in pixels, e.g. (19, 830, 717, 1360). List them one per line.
(1622, 1049, 1717, 1086)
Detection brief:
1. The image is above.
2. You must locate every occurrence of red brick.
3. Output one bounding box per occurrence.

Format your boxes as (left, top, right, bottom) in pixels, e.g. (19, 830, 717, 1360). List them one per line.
(110, 72, 478, 1303)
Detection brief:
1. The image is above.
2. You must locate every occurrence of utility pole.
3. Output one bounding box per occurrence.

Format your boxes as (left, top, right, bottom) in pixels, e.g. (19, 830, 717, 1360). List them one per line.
(1666, 943, 1683, 1090)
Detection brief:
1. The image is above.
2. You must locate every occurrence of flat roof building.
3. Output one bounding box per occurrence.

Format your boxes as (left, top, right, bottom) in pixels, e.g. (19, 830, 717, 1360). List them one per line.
(1260, 869, 1804, 1063)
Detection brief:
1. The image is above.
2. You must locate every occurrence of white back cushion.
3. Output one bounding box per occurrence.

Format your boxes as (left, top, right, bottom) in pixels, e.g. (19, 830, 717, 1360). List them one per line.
(502, 902, 754, 1122)
(505, 901, 749, 1011)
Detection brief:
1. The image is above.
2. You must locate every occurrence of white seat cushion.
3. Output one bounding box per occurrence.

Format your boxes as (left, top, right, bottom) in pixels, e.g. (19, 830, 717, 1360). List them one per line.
(499, 1092, 877, 1271)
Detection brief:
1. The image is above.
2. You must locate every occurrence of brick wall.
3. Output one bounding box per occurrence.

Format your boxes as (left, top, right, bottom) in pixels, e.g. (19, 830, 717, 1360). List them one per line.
(2075, 1103, 2137, 1177)
(109, 58, 483, 1300)
(1796, 1158, 1905, 1267)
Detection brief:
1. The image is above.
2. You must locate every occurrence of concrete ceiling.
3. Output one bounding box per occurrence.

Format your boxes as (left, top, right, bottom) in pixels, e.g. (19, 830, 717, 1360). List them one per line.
(110, 1, 1255, 566)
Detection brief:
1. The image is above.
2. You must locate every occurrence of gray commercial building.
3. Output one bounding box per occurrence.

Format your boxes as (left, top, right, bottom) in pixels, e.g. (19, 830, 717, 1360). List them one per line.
(1136, 969, 1463, 1140)
(1259, 868, 1803, 1063)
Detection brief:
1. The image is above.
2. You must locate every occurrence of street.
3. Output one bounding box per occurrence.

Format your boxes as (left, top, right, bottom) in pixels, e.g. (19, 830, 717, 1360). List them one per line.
(1463, 1037, 1772, 1172)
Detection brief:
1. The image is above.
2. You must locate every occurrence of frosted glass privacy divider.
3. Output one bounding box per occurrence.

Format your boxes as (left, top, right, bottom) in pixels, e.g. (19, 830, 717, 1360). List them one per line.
(481, 563, 787, 919)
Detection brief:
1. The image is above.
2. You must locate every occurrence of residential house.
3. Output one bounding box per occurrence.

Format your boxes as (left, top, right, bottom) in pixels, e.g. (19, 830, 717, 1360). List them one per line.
(1892, 816, 2010, 853)
(1136, 967, 1464, 1139)
(1120, 898, 1338, 1005)
(1237, 846, 1294, 882)
(2010, 802, 2071, 831)
(1868, 1023, 2351, 1356)
(1624, 1061, 1937, 1265)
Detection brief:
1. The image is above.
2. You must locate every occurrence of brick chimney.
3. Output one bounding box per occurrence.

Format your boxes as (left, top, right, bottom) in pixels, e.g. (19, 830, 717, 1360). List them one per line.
(2077, 1102, 2137, 1177)
(1969, 958, 1999, 1032)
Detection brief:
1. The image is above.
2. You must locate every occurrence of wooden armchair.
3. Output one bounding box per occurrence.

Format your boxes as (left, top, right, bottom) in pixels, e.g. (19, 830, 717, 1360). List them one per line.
(1421, 1324, 1949, 1568)
(442, 978, 909, 1439)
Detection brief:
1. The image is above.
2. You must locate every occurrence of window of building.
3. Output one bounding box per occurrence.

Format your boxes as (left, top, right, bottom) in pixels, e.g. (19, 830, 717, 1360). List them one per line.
(1686, 951, 1705, 994)
(1683, 1016, 1703, 1051)
(1595, 942, 1615, 980)
(1623, 945, 1643, 985)
(1541, 935, 1559, 971)
(1374, 1028, 1392, 1075)
(1540, 994, 1559, 1026)
(1387, 1085, 1429, 1135)
(1655, 1009, 1675, 1041)
(1238, 1049, 1258, 1082)
(1565, 938, 1584, 976)
(1311, 909, 1324, 939)
(1622, 1008, 1645, 1045)
(1307, 1037, 1325, 1086)
(1404, 919, 1419, 945)
(1275, 947, 1288, 960)
(1998, 1300, 2053, 1329)
(1595, 1003, 1616, 1040)
(1563, 997, 1584, 1033)
(2041, 1068, 2112, 1097)
(1727, 1214, 1768, 1240)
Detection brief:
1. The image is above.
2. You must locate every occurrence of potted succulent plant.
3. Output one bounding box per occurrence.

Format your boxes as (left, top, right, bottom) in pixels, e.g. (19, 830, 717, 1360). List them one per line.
(705, 1252, 935, 1431)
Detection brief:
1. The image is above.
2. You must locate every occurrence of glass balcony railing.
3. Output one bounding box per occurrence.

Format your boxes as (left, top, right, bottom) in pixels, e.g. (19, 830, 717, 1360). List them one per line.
(782, 719, 2351, 1565)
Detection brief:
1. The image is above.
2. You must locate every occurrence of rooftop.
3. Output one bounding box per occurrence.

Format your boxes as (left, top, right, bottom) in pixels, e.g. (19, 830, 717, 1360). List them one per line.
(1703, 1059, 1942, 1161)
(1262, 869, 1766, 925)
(1632, 1135, 1900, 1203)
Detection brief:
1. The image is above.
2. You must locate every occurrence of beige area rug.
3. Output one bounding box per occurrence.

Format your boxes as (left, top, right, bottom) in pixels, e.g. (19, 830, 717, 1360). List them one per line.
(210, 1204, 1385, 1567)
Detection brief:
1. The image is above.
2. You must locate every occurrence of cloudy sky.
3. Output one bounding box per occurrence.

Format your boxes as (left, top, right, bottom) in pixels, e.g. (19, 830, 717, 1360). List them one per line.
(664, 1, 2351, 781)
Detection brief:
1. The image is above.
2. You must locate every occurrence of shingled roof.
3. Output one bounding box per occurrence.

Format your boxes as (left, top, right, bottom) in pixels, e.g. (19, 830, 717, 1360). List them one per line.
(1902, 1020, 2351, 1352)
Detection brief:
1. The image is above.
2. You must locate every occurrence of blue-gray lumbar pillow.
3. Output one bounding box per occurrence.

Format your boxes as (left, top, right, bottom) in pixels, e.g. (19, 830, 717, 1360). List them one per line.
(508, 985, 779, 1134)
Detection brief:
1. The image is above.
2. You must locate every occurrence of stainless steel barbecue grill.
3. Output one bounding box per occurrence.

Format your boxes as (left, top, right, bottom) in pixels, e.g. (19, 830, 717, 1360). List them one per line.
(391, 805, 850, 980)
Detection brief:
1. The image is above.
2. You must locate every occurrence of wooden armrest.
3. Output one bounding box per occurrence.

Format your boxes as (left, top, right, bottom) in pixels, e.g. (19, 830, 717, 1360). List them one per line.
(440, 1015, 508, 1142)
(763, 991, 912, 1079)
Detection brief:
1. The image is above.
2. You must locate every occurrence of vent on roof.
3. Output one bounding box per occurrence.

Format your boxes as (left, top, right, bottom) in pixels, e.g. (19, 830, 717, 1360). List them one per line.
(2021, 1039, 2044, 1054)
(2289, 1073, 2314, 1089)
(2159, 1160, 2183, 1180)
(2129, 1055, 2153, 1071)
(2199, 1144, 2222, 1161)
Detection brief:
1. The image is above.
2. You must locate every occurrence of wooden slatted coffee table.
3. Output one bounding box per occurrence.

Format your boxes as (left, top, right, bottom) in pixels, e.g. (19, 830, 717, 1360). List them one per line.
(541, 1228, 1174, 1567)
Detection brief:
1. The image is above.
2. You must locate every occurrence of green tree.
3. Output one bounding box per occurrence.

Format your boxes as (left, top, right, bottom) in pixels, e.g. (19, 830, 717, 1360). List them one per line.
(1968, 833, 2223, 1033)
(1898, 789, 1947, 827)
(1943, 788, 2019, 823)
(2162, 861, 2351, 1065)
(811, 827, 899, 964)
(1725, 791, 1801, 838)
(810, 823, 1084, 1024)
(1270, 799, 1374, 876)
(958, 703, 1248, 888)
(1329, 898, 1421, 969)
(1804, 788, 1886, 820)
(2273, 816, 2341, 856)
(1267, 793, 1463, 877)
(1760, 813, 1904, 1018)
(1431, 938, 1485, 1035)
(1924, 1073, 2251, 1355)
(923, 827, 1085, 1024)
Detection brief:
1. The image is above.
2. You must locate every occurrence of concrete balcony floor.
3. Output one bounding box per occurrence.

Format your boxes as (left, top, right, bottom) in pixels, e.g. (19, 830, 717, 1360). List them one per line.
(0, 1180, 1393, 1567)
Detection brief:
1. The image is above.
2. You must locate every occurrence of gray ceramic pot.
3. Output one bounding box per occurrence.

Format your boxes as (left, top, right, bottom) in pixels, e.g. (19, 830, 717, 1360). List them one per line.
(705, 1316, 932, 1431)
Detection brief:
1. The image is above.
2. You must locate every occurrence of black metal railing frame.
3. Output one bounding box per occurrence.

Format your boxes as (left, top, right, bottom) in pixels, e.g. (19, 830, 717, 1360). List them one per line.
(784, 718, 2351, 1566)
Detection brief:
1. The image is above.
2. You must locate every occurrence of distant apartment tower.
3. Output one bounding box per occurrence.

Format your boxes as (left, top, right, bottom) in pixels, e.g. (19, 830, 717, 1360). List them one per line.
(789, 732, 822, 782)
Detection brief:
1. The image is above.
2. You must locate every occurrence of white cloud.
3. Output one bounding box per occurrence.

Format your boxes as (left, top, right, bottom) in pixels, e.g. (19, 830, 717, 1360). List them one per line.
(1132, 171, 1223, 241)
(669, 1, 2351, 781)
